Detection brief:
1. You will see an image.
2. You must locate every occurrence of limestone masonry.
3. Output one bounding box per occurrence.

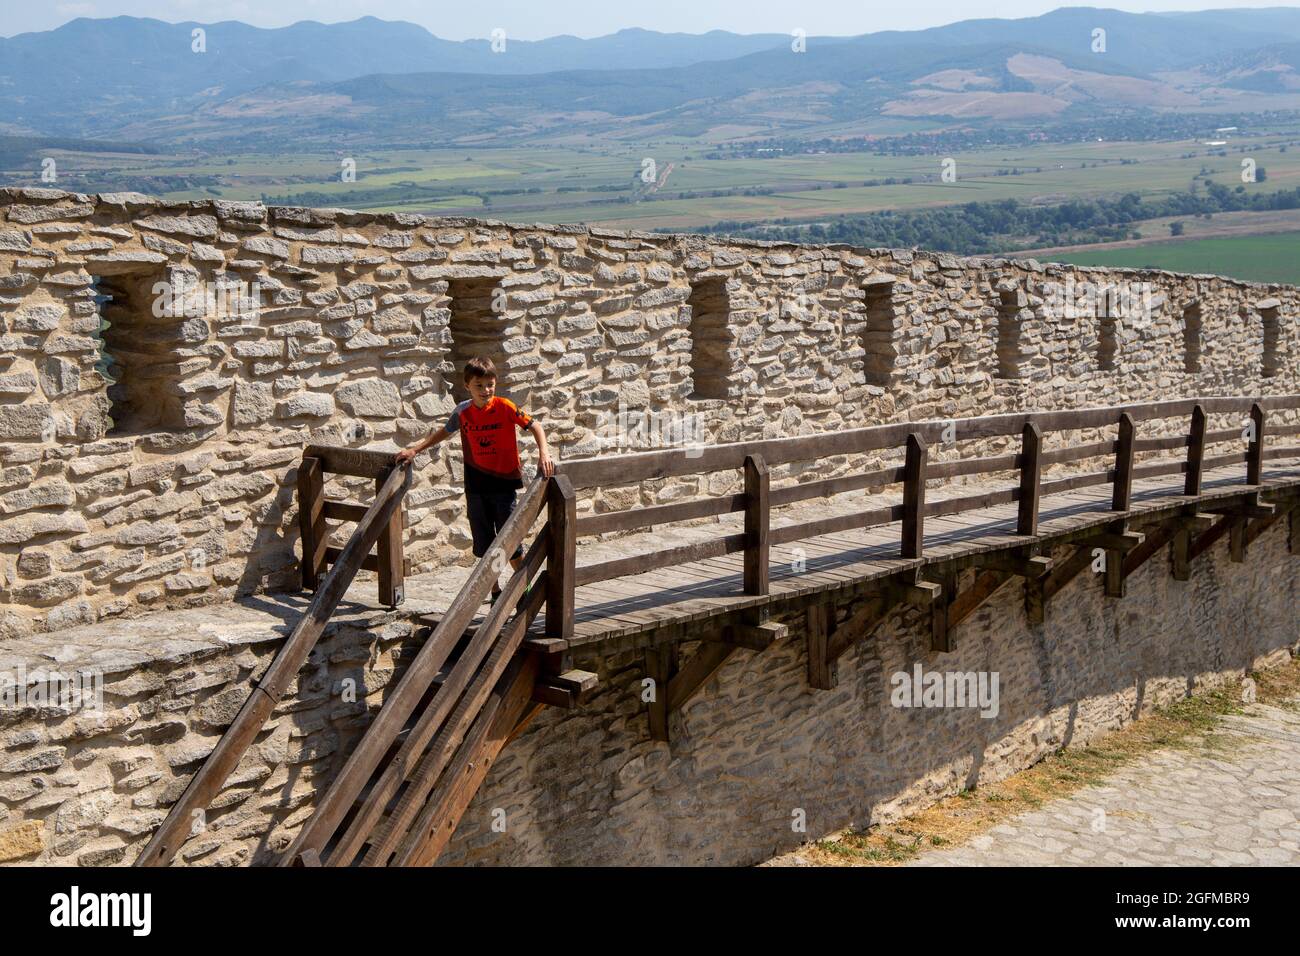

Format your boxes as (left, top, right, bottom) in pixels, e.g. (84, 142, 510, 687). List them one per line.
(1, 188, 1298, 867)
(1, 187, 1296, 641)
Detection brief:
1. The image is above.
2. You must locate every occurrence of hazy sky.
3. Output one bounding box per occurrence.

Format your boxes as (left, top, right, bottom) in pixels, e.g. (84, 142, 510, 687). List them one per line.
(0, 1, 1290, 40)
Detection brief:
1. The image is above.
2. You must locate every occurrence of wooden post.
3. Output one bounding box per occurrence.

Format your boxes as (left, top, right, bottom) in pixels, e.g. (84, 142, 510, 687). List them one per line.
(297, 456, 324, 591)
(1184, 404, 1206, 496)
(902, 433, 927, 559)
(1104, 551, 1126, 597)
(806, 603, 836, 690)
(1172, 527, 1191, 581)
(1290, 505, 1299, 555)
(1017, 421, 1042, 536)
(1229, 518, 1247, 563)
(1247, 402, 1266, 486)
(1112, 413, 1135, 511)
(376, 470, 404, 609)
(546, 474, 576, 640)
(1024, 574, 1045, 624)
(743, 454, 769, 596)
(645, 645, 677, 741)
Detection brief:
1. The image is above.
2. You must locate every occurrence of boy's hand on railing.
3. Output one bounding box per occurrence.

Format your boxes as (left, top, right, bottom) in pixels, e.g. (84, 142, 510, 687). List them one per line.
(538, 452, 555, 478)
(394, 445, 420, 466)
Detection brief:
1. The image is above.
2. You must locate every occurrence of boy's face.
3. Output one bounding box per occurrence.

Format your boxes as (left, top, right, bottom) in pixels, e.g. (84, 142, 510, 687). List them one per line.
(465, 374, 496, 407)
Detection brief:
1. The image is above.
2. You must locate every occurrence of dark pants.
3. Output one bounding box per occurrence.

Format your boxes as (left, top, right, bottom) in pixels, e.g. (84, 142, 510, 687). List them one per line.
(466, 490, 525, 563)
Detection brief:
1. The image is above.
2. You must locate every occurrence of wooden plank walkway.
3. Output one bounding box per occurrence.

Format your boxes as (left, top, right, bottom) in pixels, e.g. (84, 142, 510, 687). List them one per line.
(528, 457, 1300, 651)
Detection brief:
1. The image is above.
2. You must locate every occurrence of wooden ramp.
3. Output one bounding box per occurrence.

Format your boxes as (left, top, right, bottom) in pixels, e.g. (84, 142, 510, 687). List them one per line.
(139, 394, 1300, 866)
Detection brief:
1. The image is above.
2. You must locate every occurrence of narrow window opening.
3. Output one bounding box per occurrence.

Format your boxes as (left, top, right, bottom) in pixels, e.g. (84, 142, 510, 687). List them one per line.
(1097, 284, 1120, 372)
(94, 269, 189, 435)
(861, 276, 898, 386)
(1260, 302, 1282, 378)
(995, 286, 1027, 379)
(687, 275, 735, 400)
(446, 276, 509, 403)
(1183, 302, 1202, 373)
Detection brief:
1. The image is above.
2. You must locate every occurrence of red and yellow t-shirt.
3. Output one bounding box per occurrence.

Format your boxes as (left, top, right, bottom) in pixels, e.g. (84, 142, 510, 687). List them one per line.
(445, 396, 534, 493)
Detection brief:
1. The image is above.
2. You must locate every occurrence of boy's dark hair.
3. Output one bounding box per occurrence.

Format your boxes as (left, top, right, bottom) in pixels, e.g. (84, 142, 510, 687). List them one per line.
(463, 356, 498, 383)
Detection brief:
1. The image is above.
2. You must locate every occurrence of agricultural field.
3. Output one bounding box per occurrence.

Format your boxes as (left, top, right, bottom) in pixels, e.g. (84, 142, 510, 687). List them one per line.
(1048, 231, 1300, 285)
(8, 123, 1300, 235)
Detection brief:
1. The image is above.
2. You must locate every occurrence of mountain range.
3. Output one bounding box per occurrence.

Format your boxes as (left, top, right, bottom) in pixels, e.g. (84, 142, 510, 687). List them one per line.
(3, 8, 1300, 147)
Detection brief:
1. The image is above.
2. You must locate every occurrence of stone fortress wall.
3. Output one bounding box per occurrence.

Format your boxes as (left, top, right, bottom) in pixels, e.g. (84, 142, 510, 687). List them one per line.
(0, 188, 1298, 867)
(0, 185, 1297, 644)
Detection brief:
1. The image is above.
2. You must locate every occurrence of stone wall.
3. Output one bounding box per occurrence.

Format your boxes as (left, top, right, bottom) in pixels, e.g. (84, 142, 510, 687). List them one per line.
(438, 515, 1300, 866)
(0, 509, 1294, 866)
(1, 185, 1298, 643)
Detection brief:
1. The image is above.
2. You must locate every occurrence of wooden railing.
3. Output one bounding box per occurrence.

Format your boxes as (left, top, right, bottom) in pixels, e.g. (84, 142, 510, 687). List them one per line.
(279, 473, 557, 866)
(298, 444, 411, 607)
(539, 394, 1300, 639)
(141, 395, 1300, 866)
(136, 451, 412, 866)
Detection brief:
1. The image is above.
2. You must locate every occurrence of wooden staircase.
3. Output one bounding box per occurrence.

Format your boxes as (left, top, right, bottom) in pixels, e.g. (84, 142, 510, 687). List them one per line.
(136, 446, 594, 867)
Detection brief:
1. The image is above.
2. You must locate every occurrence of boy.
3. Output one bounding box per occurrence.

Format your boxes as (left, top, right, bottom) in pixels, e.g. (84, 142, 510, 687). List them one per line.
(395, 357, 554, 605)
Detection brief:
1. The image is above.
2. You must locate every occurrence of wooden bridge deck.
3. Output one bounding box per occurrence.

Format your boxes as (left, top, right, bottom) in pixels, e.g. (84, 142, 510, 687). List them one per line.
(141, 394, 1300, 867)
(529, 457, 1300, 651)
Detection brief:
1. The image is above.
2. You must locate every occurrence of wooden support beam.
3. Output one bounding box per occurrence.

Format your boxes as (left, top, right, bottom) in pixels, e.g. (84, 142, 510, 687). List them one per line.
(1042, 546, 1094, 603)
(666, 643, 737, 715)
(1172, 527, 1191, 581)
(947, 570, 1012, 631)
(1189, 513, 1234, 562)
(1203, 494, 1275, 520)
(743, 454, 769, 596)
(710, 620, 788, 651)
(1242, 498, 1296, 549)
(1179, 512, 1217, 535)
(824, 589, 903, 665)
(504, 703, 545, 747)
(1229, 518, 1248, 562)
(644, 644, 677, 742)
(1082, 530, 1145, 552)
(1291, 504, 1300, 555)
(972, 552, 1053, 579)
(902, 433, 927, 559)
(1104, 551, 1125, 598)
(906, 576, 948, 653)
(806, 603, 837, 690)
(532, 669, 599, 709)
(1121, 521, 1178, 580)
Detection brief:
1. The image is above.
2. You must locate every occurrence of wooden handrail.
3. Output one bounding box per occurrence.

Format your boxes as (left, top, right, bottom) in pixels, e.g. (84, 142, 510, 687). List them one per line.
(556, 394, 1300, 489)
(135, 458, 412, 866)
(331, 536, 549, 866)
(553, 394, 1300, 576)
(279, 474, 549, 865)
(362, 562, 549, 865)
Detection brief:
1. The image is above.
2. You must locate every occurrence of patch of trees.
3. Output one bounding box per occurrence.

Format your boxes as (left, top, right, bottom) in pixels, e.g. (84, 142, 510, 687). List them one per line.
(689, 184, 1300, 255)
